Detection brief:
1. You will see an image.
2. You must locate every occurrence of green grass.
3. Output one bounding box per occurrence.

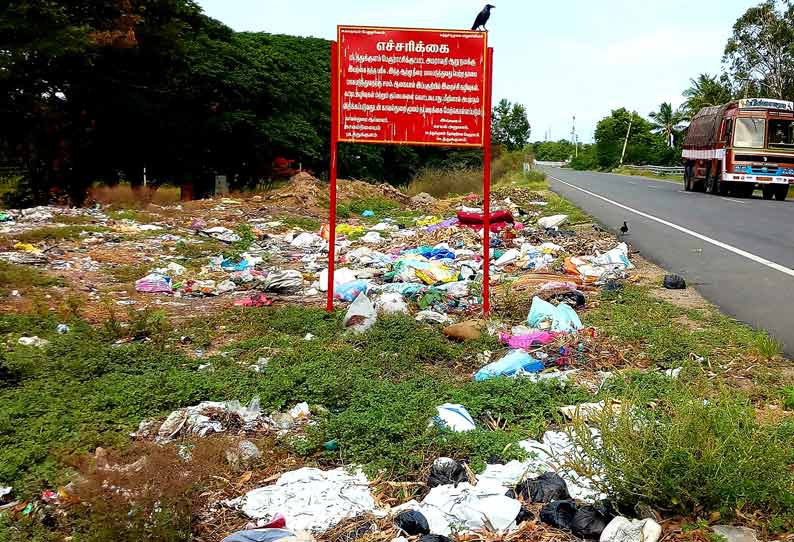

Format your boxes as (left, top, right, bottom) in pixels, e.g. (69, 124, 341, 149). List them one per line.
(337, 197, 401, 219)
(4, 225, 110, 244)
(499, 169, 548, 191)
(542, 192, 592, 225)
(279, 215, 322, 231)
(0, 261, 64, 296)
(0, 307, 586, 495)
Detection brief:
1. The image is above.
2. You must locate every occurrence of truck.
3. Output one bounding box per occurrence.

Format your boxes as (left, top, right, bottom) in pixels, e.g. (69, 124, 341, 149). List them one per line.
(682, 98, 794, 201)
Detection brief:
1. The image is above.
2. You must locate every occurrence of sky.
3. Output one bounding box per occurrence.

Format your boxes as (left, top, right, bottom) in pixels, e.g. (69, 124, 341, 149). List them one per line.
(196, 0, 758, 143)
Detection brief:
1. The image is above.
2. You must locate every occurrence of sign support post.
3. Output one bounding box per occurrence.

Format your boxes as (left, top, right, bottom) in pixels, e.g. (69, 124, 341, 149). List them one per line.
(482, 47, 493, 315)
(326, 41, 339, 312)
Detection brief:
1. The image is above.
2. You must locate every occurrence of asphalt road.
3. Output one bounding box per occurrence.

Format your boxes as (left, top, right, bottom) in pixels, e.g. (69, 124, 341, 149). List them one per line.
(540, 167, 794, 356)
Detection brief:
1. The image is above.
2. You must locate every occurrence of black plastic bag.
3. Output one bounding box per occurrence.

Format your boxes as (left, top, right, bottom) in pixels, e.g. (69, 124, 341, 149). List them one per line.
(540, 500, 578, 531)
(394, 510, 430, 536)
(427, 457, 468, 488)
(571, 501, 616, 539)
(516, 472, 571, 503)
(418, 535, 453, 542)
(663, 274, 686, 289)
(515, 505, 535, 525)
(547, 289, 586, 308)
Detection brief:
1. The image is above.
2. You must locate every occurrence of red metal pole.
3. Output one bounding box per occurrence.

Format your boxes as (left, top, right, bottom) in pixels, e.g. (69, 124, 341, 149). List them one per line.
(327, 42, 339, 312)
(482, 47, 494, 315)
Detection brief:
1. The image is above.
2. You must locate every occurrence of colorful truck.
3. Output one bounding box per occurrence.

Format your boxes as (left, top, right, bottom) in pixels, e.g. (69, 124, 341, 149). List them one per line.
(682, 98, 794, 201)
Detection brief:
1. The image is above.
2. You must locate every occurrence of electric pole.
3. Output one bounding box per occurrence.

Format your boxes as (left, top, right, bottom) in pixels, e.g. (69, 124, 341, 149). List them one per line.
(571, 115, 578, 159)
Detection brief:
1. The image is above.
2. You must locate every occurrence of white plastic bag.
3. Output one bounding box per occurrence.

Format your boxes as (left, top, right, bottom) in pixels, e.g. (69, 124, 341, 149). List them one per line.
(375, 293, 409, 314)
(537, 214, 568, 229)
(344, 293, 377, 334)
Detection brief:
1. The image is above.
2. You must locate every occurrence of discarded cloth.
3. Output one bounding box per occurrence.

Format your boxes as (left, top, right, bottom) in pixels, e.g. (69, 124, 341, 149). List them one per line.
(135, 273, 173, 294)
(233, 467, 377, 532)
(433, 403, 475, 432)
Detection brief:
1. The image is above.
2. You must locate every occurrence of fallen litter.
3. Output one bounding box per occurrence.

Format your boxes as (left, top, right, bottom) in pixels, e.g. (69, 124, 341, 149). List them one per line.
(432, 403, 476, 432)
(230, 467, 378, 532)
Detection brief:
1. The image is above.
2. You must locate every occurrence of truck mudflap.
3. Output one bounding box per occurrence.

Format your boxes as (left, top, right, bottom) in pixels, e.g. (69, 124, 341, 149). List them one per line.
(722, 173, 794, 184)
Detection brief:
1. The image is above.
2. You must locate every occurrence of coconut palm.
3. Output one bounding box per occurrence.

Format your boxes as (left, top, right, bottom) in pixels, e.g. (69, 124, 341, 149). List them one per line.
(682, 74, 733, 119)
(649, 102, 686, 147)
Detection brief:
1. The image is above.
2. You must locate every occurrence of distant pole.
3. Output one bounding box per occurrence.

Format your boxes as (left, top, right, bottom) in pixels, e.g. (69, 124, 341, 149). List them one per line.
(619, 113, 634, 166)
(571, 116, 578, 159)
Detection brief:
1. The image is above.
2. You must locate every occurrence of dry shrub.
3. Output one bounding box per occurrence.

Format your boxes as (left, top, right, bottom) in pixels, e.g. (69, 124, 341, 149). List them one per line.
(88, 184, 181, 208)
(407, 167, 483, 197)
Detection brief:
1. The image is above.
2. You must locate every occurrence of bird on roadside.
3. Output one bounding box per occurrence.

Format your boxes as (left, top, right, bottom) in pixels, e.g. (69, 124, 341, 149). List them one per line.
(472, 4, 495, 31)
(619, 221, 629, 236)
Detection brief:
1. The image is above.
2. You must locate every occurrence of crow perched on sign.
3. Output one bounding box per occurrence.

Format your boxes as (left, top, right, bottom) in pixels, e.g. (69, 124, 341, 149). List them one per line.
(471, 4, 495, 31)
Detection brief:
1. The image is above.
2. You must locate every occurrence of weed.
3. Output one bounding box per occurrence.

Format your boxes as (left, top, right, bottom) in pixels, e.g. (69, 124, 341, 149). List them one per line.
(128, 308, 170, 349)
(107, 262, 152, 283)
(407, 167, 483, 198)
(755, 333, 784, 359)
(52, 215, 94, 225)
(337, 197, 400, 218)
(572, 385, 794, 529)
(222, 224, 255, 261)
(6, 226, 110, 245)
(0, 261, 64, 296)
(541, 193, 591, 225)
(280, 215, 322, 231)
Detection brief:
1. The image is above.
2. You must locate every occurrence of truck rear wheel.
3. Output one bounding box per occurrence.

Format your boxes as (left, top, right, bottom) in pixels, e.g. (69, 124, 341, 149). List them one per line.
(683, 163, 694, 191)
(762, 185, 775, 200)
(774, 185, 789, 201)
(705, 167, 726, 195)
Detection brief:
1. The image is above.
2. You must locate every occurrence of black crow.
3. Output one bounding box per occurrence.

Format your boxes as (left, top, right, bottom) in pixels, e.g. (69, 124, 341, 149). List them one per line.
(620, 221, 629, 236)
(472, 4, 495, 31)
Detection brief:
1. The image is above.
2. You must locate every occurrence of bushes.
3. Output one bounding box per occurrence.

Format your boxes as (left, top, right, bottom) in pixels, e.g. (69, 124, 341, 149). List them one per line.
(573, 384, 794, 524)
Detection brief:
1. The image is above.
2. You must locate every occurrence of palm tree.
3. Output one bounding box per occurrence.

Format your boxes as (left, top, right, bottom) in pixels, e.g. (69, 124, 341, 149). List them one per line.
(649, 102, 686, 147)
(682, 74, 733, 119)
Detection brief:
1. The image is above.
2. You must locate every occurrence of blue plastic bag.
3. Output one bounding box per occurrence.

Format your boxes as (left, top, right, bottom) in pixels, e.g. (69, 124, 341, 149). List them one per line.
(362, 210, 375, 217)
(527, 297, 582, 333)
(474, 350, 544, 381)
(334, 280, 370, 302)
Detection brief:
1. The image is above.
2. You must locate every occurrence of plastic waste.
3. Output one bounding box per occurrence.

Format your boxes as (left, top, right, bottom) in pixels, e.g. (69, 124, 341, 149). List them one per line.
(499, 331, 557, 349)
(18, 336, 49, 348)
(515, 472, 571, 503)
(56, 324, 70, 334)
(291, 232, 322, 248)
(427, 457, 468, 488)
(394, 510, 430, 535)
(203, 226, 241, 243)
(527, 296, 582, 333)
(663, 274, 686, 289)
(415, 310, 453, 325)
(361, 231, 383, 243)
(232, 467, 376, 532)
(234, 294, 273, 307)
(343, 293, 377, 334)
(222, 529, 295, 542)
(135, 273, 173, 294)
(494, 248, 521, 267)
(538, 215, 568, 229)
(571, 501, 616, 539)
(375, 292, 410, 314)
(599, 517, 662, 542)
(433, 403, 475, 432)
(361, 210, 375, 217)
(318, 268, 357, 292)
(263, 270, 303, 293)
(474, 350, 544, 381)
(335, 280, 370, 302)
(418, 536, 453, 542)
(540, 499, 578, 531)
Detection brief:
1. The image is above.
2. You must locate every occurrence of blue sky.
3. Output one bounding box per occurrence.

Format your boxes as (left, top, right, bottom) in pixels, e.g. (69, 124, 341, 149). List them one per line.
(197, 0, 757, 143)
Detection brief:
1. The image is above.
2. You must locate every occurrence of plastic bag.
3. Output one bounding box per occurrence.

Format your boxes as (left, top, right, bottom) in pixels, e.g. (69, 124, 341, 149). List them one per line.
(335, 280, 370, 302)
(343, 293, 377, 334)
(527, 297, 582, 333)
(516, 472, 571, 503)
(537, 215, 568, 229)
(222, 529, 295, 542)
(571, 501, 615, 539)
(474, 350, 544, 382)
(375, 292, 409, 314)
(599, 517, 662, 542)
(394, 510, 430, 535)
(433, 404, 476, 432)
(264, 270, 303, 293)
(663, 274, 686, 290)
(427, 458, 468, 488)
(418, 536, 453, 542)
(540, 499, 577, 531)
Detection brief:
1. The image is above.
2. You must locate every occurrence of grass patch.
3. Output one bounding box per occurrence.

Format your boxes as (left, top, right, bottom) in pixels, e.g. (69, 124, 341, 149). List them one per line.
(51, 215, 95, 226)
(0, 262, 64, 296)
(407, 167, 483, 198)
(542, 193, 591, 225)
(279, 215, 322, 231)
(337, 197, 400, 219)
(498, 169, 548, 191)
(0, 307, 586, 495)
(5, 225, 110, 244)
(612, 166, 683, 183)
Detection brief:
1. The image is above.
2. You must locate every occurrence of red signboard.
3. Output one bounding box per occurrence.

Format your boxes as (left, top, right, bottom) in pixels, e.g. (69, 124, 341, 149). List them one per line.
(337, 26, 488, 147)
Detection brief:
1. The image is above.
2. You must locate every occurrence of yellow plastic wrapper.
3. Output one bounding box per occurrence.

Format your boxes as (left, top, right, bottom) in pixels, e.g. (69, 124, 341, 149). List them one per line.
(416, 216, 442, 227)
(415, 265, 458, 285)
(337, 224, 365, 237)
(13, 242, 42, 254)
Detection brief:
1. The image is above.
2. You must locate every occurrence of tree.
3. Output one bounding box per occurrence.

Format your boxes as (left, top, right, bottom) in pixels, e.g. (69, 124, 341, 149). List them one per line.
(682, 74, 734, 118)
(648, 102, 686, 147)
(533, 140, 575, 162)
(594, 108, 672, 169)
(724, 0, 794, 100)
(492, 99, 531, 151)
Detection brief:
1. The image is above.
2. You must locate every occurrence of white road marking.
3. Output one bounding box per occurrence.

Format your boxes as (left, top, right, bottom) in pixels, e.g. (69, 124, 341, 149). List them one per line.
(724, 198, 746, 204)
(548, 174, 794, 279)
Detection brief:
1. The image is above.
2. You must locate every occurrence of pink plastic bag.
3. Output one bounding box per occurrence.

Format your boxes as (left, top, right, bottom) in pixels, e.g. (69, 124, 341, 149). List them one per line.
(499, 331, 557, 349)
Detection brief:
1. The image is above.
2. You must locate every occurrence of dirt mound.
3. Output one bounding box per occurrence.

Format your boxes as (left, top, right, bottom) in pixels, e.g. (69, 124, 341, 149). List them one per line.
(265, 173, 409, 211)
